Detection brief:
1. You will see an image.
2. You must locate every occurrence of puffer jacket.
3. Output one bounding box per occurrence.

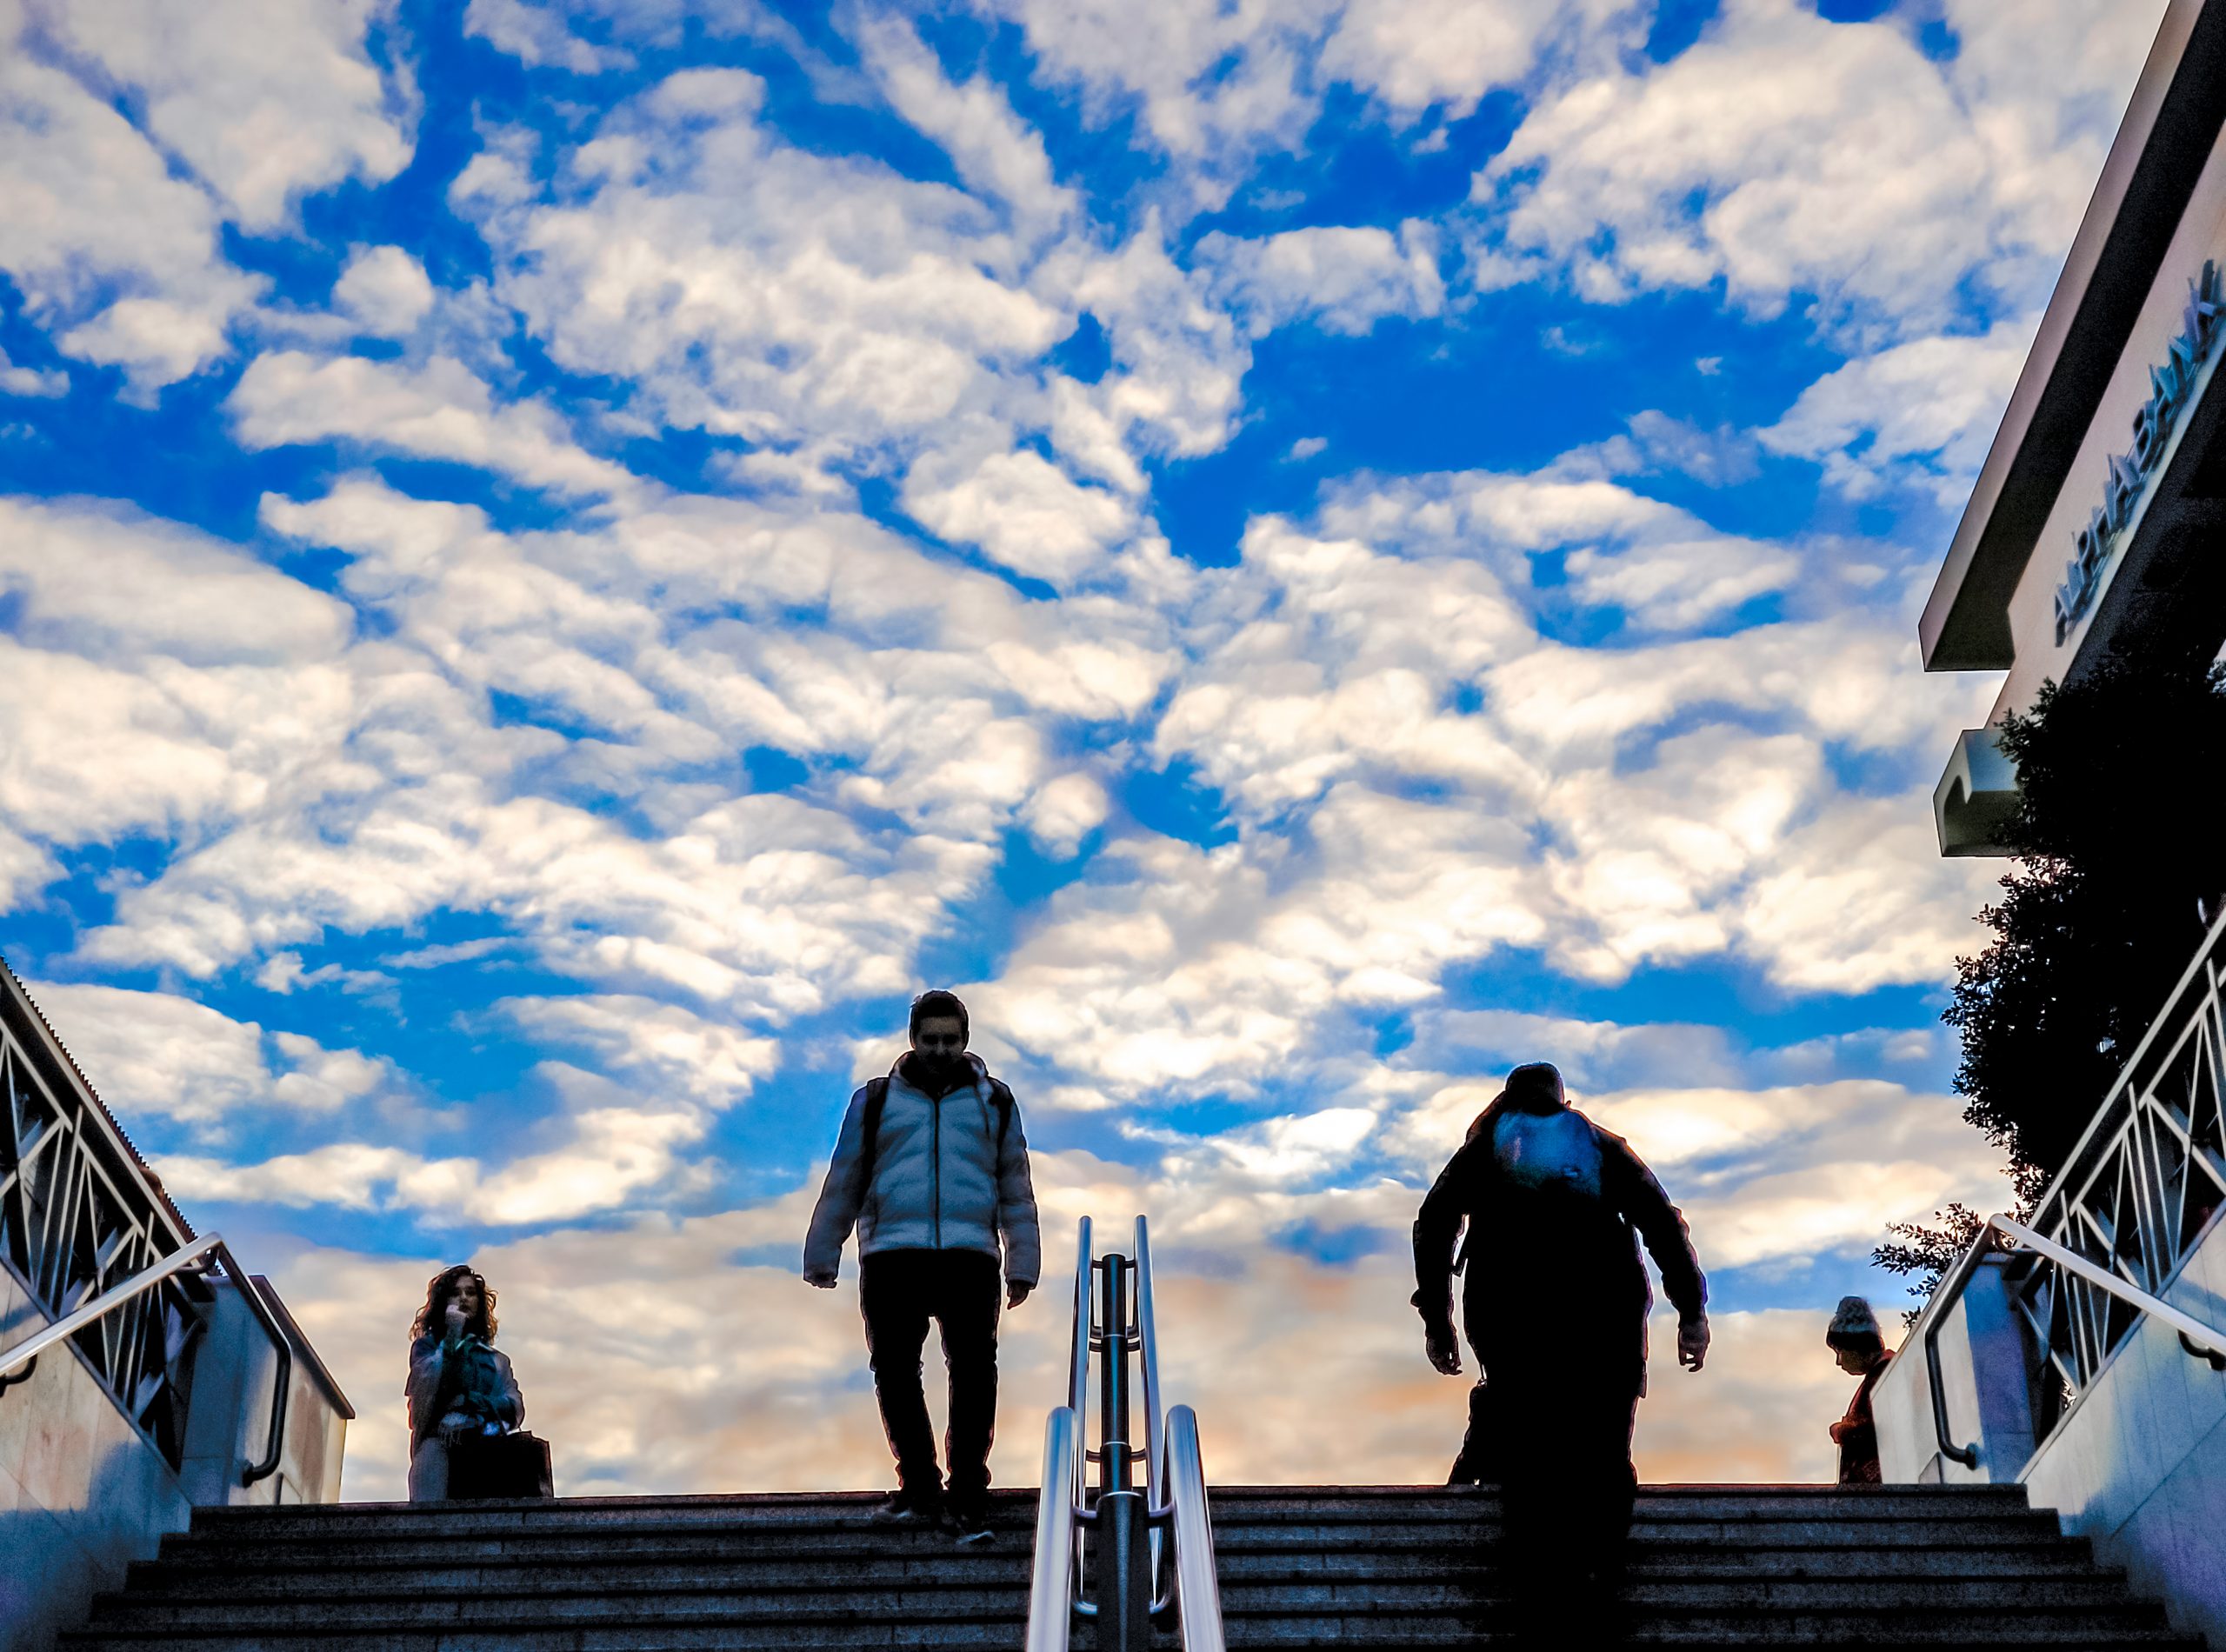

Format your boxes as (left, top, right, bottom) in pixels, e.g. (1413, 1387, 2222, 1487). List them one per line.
(802, 1053, 1041, 1286)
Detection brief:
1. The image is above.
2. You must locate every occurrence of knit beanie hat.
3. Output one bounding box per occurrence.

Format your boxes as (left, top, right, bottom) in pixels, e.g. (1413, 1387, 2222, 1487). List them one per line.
(1826, 1296, 1883, 1350)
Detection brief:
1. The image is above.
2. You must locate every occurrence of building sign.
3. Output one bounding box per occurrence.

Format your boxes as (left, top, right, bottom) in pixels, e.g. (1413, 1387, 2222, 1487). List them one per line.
(2053, 259, 2223, 643)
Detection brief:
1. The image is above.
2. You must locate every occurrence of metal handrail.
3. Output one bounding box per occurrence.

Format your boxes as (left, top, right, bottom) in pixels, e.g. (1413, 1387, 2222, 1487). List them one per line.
(1025, 1216, 1224, 1652)
(1134, 1216, 1163, 1491)
(0, 1231, 295, 1487)
(1069, 1216, 1093, 1484)
(1158, 1405, 1224, 1652)
(1132, 1216, 1165, 1595)
(1026, 1406, 1082, 1652)
(1926, 1212, 2226, 1469)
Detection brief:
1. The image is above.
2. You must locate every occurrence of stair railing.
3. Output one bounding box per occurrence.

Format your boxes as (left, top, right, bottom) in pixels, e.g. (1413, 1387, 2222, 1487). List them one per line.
(1921, 909, 2226, 1472)
(1025, 1215, 1224, 1652)
(0, 1230, 296, 1486)
(1926, 1211, 2226, 1469)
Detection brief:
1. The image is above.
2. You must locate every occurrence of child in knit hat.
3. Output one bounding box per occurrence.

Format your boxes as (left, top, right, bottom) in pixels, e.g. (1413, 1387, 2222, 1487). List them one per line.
(1826, 1296, 1893, 1484)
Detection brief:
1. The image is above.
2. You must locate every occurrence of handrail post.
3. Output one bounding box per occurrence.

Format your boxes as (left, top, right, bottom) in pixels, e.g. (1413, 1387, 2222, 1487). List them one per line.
(1093, 1250, 1149, 1652)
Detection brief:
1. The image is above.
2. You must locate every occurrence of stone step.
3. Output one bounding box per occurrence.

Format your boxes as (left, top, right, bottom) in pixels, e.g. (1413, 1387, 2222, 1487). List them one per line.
(69, 1482, 2188, 1652)
(60, 1620, 2203, 1651)
(90, 1572, 2162, 1633)
(1210, 1492, 2033, 1523)
(97, 1565, 2143, 1619)
(121, 1538, 2111, 1600)
(174, 1486, 2032, 1542)
(146, 1516, 2072, 1573)
(1213, 1515, 2069, 1547)
(1216, 1485, 2030, 1512)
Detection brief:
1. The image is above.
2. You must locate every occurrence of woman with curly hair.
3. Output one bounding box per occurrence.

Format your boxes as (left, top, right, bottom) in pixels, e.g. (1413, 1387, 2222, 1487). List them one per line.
(406, 1263, 525, 1502)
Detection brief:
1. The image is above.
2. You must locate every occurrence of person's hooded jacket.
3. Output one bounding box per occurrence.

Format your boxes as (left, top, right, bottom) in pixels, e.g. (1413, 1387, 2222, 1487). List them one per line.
(1412, 1089, 1704, 1393)
(803, 1051, 1041, 1287)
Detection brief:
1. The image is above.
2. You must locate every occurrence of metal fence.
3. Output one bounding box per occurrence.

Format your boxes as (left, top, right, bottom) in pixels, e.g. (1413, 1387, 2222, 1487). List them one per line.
(0, 962, 208, 1468)
(2004, 910, 2226, 1445)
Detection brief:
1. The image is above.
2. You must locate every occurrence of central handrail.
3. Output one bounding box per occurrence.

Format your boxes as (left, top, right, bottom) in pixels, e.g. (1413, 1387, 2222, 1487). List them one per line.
(1926, 1211, 2226, 1469)
(1025, 1216, 1223, 1652)
(0, 1230, 295, 1487)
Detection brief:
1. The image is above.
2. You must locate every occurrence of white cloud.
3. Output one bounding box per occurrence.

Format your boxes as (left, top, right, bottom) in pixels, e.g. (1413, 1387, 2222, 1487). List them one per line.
(1022, 771, 1109, 858)
(902, 443, 1136, 586)
(334, 245, 437, 337)
(988, 0, 1334, 210)
(0, 496, 356, 851)
(1201, 218, 1445, 338)
(1472, 0, 2163, 338)
(228, 352, 636, 499)
(0, 348, 67, 398)
(856, 16, 1076, 236)
(498, 994, 779, 1107)
(39, 0, 413, 230)
(26, 981, 388, 1127)
(463, 0, 631, 73)
(157, 1089, 710, 1226)
(1320, 0, 1585, 119)
(0, 10, 260, 390)
(1761, 317, 2036, 503)
(459, 70, 1064, 466)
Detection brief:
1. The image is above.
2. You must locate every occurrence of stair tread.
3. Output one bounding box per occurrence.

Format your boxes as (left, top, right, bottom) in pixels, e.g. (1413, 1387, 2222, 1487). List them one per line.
(67, 1483, 2191, 1652)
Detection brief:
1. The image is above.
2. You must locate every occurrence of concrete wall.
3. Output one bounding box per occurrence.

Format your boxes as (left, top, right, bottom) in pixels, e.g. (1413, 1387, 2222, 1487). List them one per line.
(2018, 1216, 2226, 1649)
(0, 1263, 348, 1652)
(1875, 1256, 2037, 1486)
(1876, 1222, 2226, 1647)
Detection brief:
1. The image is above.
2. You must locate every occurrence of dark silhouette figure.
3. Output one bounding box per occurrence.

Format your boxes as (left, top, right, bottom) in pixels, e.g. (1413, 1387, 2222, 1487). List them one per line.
(406, 1264, 527, 1501)
(804, 989, 1041, 1539)
(1412, 1062, 1709, 1640)
(1826, 1296, 1894, 1485)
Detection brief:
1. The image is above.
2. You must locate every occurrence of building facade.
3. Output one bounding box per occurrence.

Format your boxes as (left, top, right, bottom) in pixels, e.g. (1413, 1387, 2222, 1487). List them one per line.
(1924, 0, 2226, 855)
(1877, 4, 2226, 1644)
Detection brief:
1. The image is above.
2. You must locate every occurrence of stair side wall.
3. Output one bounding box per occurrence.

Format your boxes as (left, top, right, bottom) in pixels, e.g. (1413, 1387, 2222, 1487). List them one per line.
(0, 1272, 347, 1652)
(2017, 1215, 2226, 1650)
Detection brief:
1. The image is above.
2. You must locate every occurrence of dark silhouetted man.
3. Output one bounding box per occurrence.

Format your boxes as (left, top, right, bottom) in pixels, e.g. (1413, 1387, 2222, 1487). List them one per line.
(1412, 1061, 1708, 1638)
(804, 989, 1040, 1540)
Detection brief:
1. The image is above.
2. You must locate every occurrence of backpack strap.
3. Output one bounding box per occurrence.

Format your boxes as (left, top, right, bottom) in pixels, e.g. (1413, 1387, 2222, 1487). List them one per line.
(984, 1077, 1015, 1157)
(856, 1076, 891, 1189)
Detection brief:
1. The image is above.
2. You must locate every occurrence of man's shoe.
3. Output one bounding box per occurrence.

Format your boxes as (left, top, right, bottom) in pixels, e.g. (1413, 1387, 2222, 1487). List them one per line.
(873, 1488, 943, 1525)
(947, 1491, 994, 1543)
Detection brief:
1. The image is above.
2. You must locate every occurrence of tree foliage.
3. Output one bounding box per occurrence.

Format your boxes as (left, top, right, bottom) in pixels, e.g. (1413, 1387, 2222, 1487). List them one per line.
(1876, 648, 2226, 1302)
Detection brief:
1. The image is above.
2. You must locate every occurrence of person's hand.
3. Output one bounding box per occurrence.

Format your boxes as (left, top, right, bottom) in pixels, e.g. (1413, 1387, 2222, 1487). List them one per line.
(1007, 1281, 1034, 1309)
(443, 1302, 468, 1336)
(1425, 1325, 1463, 1376)
(1677, 1315, 1710, 1372)
(803, 1270, 838, 1289)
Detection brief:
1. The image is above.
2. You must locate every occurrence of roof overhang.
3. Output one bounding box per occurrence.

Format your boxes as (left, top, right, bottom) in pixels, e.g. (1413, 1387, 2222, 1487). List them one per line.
(1921, 0, 2226, 672)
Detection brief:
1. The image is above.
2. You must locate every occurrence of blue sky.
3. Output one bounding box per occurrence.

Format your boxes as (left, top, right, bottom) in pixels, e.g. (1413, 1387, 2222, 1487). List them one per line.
(0, 0, 2165, 1496)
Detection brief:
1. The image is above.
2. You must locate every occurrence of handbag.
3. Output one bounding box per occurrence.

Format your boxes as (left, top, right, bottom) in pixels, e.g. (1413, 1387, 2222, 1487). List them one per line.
(445, 1429, 554, 1500)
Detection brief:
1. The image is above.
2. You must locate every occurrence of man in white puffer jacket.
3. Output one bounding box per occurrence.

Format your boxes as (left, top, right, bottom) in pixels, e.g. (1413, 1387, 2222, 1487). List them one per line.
(803, 989, 1040, 1535)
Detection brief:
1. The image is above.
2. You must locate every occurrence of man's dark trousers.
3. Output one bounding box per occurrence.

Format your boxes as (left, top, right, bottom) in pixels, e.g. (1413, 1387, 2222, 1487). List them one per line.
(859, 1249, 1002, 1496)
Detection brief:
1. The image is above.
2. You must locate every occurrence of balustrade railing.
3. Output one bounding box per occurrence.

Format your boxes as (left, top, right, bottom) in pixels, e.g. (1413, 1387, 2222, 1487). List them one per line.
(1027, 1216, 1223, 1652)
(2, 958, 215, 1470)
(1927, 909, 2226, 1467)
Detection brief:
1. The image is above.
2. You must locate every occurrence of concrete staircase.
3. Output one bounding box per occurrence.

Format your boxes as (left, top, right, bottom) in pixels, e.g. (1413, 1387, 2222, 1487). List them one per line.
(62, 1483, 2202, 1649)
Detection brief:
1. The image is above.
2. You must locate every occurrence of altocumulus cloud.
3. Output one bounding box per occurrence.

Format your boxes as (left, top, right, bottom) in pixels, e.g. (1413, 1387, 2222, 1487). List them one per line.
(0, 0, 2151, 1493)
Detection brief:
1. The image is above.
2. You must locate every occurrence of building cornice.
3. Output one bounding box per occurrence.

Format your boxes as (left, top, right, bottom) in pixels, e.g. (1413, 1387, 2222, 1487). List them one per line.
(1921, 0, 2226, 671)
